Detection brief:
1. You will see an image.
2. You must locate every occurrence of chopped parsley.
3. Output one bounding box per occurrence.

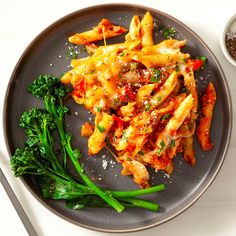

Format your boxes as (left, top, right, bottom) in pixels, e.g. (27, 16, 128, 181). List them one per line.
(163, 27, 176, 39)
(138, 150, 144, 156)
(157, 140, 165, 155)
(157, 95, 162, 102)
(181, 58, 187, 64)
(170, 139, 176, 148)
(97, 106, 101, 113)
(160, 140, 165, 148)
(195, 56, 207, 70)
(175, 64, 180, 72)
(119, 50, 127, 57)
(66, 46, 78, 59)
(90, 69, 96, 74)
(96, 125, 106, 133)
(145, 103, 151, 111)
(200, 56, 207, 65)
(161, 113, 171, 121)
(150, 69, 161, 83)
(144, 127, 149, 133)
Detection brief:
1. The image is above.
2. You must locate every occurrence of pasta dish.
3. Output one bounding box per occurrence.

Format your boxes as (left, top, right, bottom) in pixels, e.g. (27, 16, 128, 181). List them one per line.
(61, 12, 216, 188)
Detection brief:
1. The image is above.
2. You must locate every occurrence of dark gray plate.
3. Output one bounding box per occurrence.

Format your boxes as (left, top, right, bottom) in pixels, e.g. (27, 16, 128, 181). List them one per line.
(3, 4, 232, 233)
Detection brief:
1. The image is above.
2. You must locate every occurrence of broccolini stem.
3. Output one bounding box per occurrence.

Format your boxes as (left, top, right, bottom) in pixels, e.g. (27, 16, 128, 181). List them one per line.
(44, 99, 68, 169)
(119, 197, 159, 212)
(111, 184, 165, 198)
(64, 140, 125, 213)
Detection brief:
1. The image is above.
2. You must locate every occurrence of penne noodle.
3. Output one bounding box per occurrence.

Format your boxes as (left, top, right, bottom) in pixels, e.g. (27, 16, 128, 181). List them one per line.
(150, 71, 178, 108)
(165, 94, 193, 138)
(140, 12, 154, 47)
(141, 39, 187, 55)
(62, 12, 217, 188)
(182, 136, 196, 166)
(196, 82, 216, 151)
(88, 114, 114, 154)
(125, 15, 141, 42)
(69, 19, 127, 44)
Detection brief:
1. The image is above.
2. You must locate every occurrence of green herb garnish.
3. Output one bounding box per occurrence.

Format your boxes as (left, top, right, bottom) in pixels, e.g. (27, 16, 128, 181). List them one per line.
(163, 27, 176, 39)
(138, 150, 144, 156)
(97, 106, 101, 113)
(181, 58, 187, 64)
(161, 114, 171, 121)
(11, 75, 166, 213)
(97, 125, 106, 133)
(66, 47, 78, 59)
(175, 64, 180, 72)
(170, 139, 176, 148)
(201, 56, 207, 65)
(157, 140, 165, 155)
(119, 50, 127, 57)
(150, 69, 161, 83)
(145, 103, 151, 111)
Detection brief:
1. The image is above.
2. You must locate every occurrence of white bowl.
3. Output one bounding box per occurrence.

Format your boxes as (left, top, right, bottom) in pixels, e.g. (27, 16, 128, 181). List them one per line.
(220, 13, 236, 67)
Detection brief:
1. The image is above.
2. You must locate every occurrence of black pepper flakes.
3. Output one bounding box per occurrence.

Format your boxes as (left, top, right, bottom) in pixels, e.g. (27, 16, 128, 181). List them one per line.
(225, 30, 236, 60)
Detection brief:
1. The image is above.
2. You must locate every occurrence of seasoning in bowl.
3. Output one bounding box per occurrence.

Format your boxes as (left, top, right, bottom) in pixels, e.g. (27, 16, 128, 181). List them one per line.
(225, 20, 236, 60)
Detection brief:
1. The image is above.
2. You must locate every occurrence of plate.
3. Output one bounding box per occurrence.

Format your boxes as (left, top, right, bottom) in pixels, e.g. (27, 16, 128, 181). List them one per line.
(3, 4, 232, 232)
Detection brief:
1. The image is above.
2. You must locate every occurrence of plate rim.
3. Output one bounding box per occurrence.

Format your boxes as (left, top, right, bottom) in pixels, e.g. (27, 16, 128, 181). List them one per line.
(3, 3, 233, 233)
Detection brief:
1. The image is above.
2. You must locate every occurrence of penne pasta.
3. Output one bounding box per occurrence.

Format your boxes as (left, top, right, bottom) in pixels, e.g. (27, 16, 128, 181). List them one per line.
(196, 82, 216, 151)
(69, 18, 127, 44)
(125, 15, 141, 42)
(62, 12, 216, 188)
(140, 12, 154, 47)
(88, 114, 114, 154)
(150, 71, 178, 109)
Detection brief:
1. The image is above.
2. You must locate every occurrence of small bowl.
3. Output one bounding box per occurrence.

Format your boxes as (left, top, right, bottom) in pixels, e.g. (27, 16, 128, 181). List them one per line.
(220, 13, 236, 66)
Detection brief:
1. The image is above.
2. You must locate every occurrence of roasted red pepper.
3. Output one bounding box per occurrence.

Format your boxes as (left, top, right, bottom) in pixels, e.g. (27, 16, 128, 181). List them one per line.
(186, 59, 203, 72)
(113, 115, 123, 128)
(72, 80, 85, 97)
(119, 84, 136, 102)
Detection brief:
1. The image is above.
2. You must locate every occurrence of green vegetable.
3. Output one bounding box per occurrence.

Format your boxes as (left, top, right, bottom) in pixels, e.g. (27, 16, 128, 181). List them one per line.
(170, 139, 176, 148)
(96, 125, 106, 133)
(28, 75, 69, 169)
(181, 58, 187, 64)
(66, 47, 78, 59)
(66, 195, 160, 212)
(175, 64, 179, 72)
(145, 103, 151, 111)
(97, 106, 101, 113)
(163, 27, 176, 39)
(11, 74, 166, 213)
(157, 95, 162, 102)
(160, 140, 165, 149)
(200, 56, 207, 65)
(157, 140, 165, 155)
(138, 150, 144, 155)
(119, 50, 127, 57)
(28, 75, 124, 212)
(161, 114, 171, 121)
(150, 69, 161, 83)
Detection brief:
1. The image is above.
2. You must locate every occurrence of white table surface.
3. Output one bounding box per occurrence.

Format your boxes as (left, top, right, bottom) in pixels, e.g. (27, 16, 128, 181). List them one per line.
(1, 0, 236, 235)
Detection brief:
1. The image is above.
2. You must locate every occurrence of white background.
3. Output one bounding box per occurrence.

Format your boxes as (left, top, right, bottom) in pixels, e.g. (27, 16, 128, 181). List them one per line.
(0, 0, 236, 235)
